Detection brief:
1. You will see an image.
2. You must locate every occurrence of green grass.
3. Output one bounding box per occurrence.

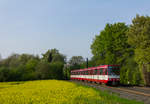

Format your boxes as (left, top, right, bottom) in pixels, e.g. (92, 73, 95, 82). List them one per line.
(0, 80, 143, 104)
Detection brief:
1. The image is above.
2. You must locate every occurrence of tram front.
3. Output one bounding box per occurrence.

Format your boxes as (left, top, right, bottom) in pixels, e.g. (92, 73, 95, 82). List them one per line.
(107, 65, 120, 85)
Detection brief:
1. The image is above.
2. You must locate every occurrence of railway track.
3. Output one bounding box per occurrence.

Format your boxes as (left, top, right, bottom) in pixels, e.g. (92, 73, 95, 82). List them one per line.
(71, 80, 150, 104)
(105, 86, 150, 97)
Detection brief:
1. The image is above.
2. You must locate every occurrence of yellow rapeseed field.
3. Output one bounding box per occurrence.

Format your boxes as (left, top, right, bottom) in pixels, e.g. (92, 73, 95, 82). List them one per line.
(0, 80, 143, 104)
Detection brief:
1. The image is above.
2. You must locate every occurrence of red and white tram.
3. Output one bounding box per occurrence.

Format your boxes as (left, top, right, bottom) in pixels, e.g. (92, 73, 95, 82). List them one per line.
(70, 65, 120, 85)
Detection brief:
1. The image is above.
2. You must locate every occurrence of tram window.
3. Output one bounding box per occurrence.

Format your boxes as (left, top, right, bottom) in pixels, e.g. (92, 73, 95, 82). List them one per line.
(92, 70, 94, 75)
(94, 69, 97, 75)
(108, 66, 120, 75)
(89, 70, 92, 75)
(85, 71, 87, 75)
(89, 70, 91, 75)
(99, 69, 103, 75)
(90, 70, 93, 75)
(90, 70, 92, 75)
(87, 70, 89, 75)
(87, 70, 90, 75)
(104, 69, 108, 75)
(86, 71, 88, 75)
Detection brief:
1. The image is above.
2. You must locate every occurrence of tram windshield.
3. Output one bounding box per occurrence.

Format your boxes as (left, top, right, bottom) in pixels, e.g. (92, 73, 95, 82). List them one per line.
(108, 66, 120, 75)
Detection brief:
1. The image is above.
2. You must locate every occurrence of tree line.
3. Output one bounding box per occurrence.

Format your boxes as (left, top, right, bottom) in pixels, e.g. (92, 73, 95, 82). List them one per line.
(0, 49, 65, 81)
(0, 14, 150, 86)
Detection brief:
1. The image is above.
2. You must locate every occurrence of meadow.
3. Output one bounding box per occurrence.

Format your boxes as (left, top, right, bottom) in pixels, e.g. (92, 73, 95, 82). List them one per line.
(0, 80, 143, 104)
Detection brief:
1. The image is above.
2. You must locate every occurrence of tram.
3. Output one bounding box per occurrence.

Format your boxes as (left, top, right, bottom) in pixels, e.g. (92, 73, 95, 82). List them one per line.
(70, 65, 120, 85)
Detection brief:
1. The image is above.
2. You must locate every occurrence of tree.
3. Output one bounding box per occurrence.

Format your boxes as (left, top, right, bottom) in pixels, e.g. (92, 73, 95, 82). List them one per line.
(1, 54, 20, 68)
(18, 54, 36, 65)
(0, 67, 10, 82)
(90, 22, 142, 85)
(69, 56, 84, 66)
(127, 15, 150, 85)
(91, 23, 129, 65)
(63, 64, 71, 80)
(23, 59, 39, 80)
(42, 49, 66, 64)
(68, 56, 85, 70)
(35, 61, 51, 79)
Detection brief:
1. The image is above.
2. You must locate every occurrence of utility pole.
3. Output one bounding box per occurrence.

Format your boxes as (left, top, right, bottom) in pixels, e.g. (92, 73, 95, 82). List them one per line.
(86, 58, 88, 68)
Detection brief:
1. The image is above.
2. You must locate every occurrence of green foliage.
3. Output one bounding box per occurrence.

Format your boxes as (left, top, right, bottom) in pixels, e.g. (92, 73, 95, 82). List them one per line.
(69, 56, 84, 66)
(0, 67, 10, 82)
(35, 61, 51, 79)
(1, 14, 150, 86)
(35, 61, 64, 80)
(90, 22, 144, 85)
(63, 67, 70, 80)
(0, 49, 66, 82)
(42, 48, 66, 64)
(127, 14, 150, 85)
(63, 56, 85, 80)
(91, 23, 128, 65)
(120, 56, 142, 85)
(49, 62, 64, 79)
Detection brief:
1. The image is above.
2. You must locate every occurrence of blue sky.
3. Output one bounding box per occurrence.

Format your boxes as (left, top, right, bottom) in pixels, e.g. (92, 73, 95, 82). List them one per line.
(0, 0, 150, 59)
